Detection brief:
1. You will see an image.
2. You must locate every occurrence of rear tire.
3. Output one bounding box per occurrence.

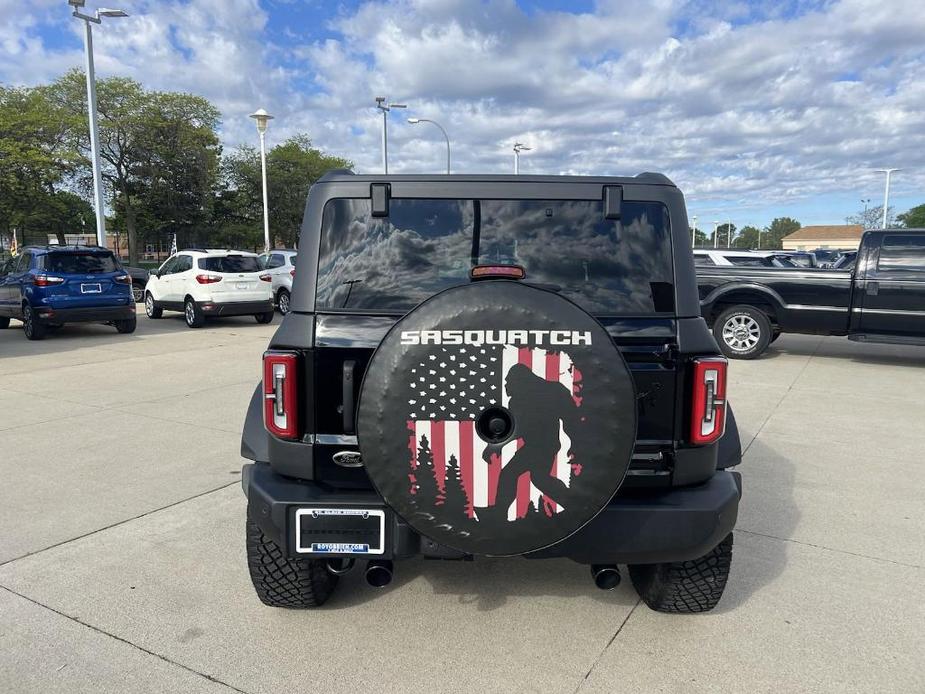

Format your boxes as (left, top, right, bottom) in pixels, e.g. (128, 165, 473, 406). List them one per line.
(246, 514, 338, 608)
(115, 317, 137, 334)
(184, 298, 205, 328)
(0, 316, 9, 329)
(277, 288, 291, 315)
(255, 311, 274, 324)
(22, 305, 46, 341)
(144, 293, 162, 319)
(713, 305, 771, 359)
(629, 533, 733, 613)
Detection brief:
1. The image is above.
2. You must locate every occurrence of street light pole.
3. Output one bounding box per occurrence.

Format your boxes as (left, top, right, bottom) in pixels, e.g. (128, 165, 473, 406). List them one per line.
(407, 118, 450, 174)
(250, 109, 274, 252)
(713, 221, 719, 248)
(874, 169, 900, 228)
(691, 215, 698, 247)
(375, 97, 406, 174)
(70, 1, 128, 249)
(513, 142, 531, 174)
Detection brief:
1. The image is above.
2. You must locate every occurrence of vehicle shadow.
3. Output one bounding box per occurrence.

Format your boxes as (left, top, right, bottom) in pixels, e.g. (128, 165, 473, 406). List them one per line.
(714, 436, 798, 613)
(0, 309, 277, 360)
(760, 334, 925, 368)
(326, 555, 636, 611)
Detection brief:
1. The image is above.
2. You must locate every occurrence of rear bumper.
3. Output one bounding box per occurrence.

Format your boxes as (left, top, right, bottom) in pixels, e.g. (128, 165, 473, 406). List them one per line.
(201, 300, 272, 316)
(37, 305, 135, 323)
(243, 463, 741, 565)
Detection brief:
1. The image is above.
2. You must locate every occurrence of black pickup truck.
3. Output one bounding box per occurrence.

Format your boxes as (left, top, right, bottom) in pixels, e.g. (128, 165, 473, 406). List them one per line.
(241, 171, 742, 614)
(698, 229, 925, 358)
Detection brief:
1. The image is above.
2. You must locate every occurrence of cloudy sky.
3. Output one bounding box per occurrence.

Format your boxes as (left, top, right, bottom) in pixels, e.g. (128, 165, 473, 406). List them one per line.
(3, 0, 923, 229)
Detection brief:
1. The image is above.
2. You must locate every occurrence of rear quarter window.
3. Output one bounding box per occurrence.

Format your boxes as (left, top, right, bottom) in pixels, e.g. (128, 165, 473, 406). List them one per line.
(315, 198, 675, 315)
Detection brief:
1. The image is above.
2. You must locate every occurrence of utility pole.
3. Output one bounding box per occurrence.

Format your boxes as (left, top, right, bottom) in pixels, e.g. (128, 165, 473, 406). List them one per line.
(70, 1, 129, 249)
(375, 97, 407, 174)
(513, 142, 531, 174)
(691, 215, 698, 247)
(874, 169, 900, 228)
(713, 221, 719, 248)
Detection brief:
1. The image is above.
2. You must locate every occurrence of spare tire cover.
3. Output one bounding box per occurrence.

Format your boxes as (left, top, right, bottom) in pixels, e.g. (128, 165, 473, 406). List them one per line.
(357, 280, 636, 556)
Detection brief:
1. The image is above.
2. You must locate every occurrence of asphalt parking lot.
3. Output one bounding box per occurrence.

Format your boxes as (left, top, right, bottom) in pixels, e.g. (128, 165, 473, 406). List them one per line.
(1, 309, 923, 694)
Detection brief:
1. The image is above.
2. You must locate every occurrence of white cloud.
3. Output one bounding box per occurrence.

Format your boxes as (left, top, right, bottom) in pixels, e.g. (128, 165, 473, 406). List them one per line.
(3, 0, 924, 225)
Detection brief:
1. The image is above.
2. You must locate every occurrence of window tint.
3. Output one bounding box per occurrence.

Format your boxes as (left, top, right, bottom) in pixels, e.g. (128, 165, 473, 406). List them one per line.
(44, 252, 116, 274)
(289, 254, 297, 267)
(15, 253, 31, 273)
(174, 255, 192, 272)
(198, 255, 261, 273)
(693, 254, 715, 266)
(727, 256, 773, 267)
(878, 235, 925, 272)
(316, 198, 675, 315)
(268, 254, 286, 269)
(159, 256, 178, 275)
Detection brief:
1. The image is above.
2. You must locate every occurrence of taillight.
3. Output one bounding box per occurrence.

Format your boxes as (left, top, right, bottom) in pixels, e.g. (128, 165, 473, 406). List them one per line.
(690, 357, 727, 445)
(33, 275, 65, 287)
(195, 273, 222, 284)
(259, 273, 272, 282)
(263, 351, 299, 439)
(114, 274, 132, 284)
(290, 269, 296, 277)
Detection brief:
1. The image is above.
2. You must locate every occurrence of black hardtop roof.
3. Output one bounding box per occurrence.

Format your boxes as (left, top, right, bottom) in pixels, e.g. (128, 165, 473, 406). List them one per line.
(317, 170, 676, 187)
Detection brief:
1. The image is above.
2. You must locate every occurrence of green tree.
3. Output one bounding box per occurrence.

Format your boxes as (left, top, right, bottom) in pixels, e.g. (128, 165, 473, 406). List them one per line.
(0, 84, 83, 245)
(846, 204, 890, 230)
(49, 70, 221, 263)
(896, 204, 925, 229)
(764, 217, 801, 250)
(733, 225, 762, 249)
(715, 223, 736, 248)
(219, 135, 351, 248)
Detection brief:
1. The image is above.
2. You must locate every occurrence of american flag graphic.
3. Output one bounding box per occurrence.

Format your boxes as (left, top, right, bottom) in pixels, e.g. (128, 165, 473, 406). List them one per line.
(406, 343, 584, 522)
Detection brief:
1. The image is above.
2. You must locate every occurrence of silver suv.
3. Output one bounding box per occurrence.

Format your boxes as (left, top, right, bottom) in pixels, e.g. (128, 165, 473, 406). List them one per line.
(257, 249, 297, 314)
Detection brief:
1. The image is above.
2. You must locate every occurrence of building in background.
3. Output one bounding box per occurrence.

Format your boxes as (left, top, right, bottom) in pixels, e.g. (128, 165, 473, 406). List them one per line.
(781, 224, 865, 251)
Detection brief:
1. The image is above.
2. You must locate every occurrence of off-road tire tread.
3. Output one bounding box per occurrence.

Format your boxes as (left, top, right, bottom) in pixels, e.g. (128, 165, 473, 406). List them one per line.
(246, 516, 338, 608)
(629, 533, 733, 613)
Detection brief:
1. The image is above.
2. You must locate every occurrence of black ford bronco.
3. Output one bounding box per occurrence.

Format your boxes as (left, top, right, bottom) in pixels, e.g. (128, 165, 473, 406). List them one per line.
(241, 172, 742, 613)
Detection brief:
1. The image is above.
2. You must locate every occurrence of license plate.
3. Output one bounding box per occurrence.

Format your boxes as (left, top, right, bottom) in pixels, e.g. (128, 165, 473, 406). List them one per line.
(295, 508, 385, 555)
(235, 282, 248, 290)
(80, 283, 102, 294)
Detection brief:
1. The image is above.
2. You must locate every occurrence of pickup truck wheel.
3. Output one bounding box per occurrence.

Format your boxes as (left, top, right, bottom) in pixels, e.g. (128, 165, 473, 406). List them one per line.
(22, 305, 47, 341)
(629, 533, 733, 613)
(277, 288, 291, 315)
(114, 317, 137, 334)
(246, 515, 338, 608)
(144, 293, 162, 319)
(714, 306, 771, 359)
(184, 298, 205, 328)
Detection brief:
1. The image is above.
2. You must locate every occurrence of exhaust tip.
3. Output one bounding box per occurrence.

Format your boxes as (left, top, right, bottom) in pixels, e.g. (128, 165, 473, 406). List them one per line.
(365, 560, 394, 588)
(591, 564, 621, 590)
(326, 558, 356, 576)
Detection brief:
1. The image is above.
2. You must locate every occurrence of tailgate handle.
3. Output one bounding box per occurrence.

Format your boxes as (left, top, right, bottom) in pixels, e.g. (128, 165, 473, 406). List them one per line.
(342, 360, 356, 433)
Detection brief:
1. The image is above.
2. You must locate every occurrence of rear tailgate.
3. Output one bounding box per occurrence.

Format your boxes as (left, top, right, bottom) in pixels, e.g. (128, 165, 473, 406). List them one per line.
(198, 255, 271, 302)
(310, 313, 678, 489)
(42, 252, 131, 309)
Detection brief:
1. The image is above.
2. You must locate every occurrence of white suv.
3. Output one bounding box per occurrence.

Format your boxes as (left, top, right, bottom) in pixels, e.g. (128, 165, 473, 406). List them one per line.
(144, 250, 274, 328)
(257, 249, 297, 314)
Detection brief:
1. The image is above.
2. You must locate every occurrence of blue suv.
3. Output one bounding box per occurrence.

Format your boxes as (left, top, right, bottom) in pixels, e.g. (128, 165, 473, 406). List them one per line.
(0, 246, 137, 340)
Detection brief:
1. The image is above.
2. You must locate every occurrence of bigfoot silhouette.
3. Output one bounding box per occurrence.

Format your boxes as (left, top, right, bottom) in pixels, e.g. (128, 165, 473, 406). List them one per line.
(492, 362, 581, 519)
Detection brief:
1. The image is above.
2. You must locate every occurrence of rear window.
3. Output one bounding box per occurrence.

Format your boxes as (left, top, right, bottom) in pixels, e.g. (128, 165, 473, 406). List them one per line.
(316, 198, 674, 315)
(878, 234, 925, 272)
(44, 252, 117, 274)
(198, 255, 261, 273)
